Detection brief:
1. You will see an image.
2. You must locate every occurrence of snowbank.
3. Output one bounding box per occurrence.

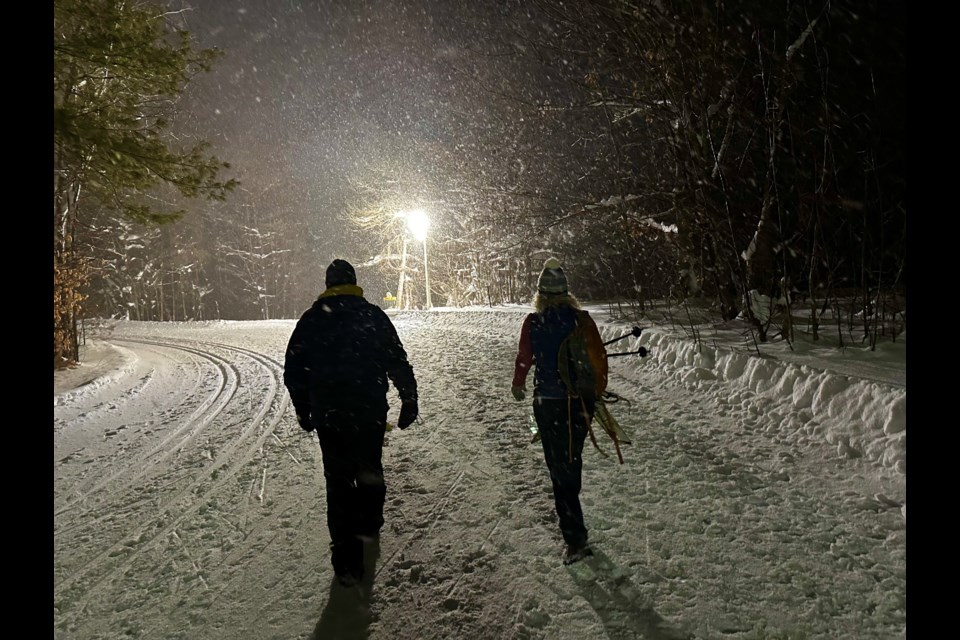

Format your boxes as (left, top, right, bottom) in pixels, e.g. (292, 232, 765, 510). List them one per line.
(611, 326, 906, 475)
(54, 341, 138, 407)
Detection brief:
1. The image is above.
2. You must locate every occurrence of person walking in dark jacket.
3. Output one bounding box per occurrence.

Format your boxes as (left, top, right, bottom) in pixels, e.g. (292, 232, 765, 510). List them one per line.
(511, 258, 607, 564)
(284, 259, 419, 586)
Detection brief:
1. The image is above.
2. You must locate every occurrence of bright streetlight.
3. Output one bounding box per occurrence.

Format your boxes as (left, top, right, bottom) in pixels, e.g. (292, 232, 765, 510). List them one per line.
(406, 208, 430, 243)
(395, 209, 432, 309)
(404, 209, 432, 308)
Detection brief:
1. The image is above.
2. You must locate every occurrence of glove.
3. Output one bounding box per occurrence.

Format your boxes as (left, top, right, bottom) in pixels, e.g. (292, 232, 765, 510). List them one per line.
(296, 411, 313, 432)
(397, 399, 419, 430)
(511, 385, 526, 401)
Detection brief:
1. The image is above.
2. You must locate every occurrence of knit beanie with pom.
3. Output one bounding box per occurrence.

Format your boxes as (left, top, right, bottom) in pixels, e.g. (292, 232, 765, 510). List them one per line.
(537, 257, 568, 294)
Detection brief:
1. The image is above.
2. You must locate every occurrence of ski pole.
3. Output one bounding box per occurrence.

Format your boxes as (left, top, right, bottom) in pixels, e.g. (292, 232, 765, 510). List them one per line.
(607, 345, 649, 358)
(603, 326, 643, 347)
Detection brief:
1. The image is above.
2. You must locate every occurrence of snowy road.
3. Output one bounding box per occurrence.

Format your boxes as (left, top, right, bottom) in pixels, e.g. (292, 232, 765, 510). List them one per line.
(54, 311, 906, 639)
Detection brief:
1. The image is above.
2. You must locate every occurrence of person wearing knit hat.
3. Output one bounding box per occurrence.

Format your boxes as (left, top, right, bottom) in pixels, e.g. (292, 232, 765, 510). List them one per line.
(284, 259, 420, 587)
(536, 257, 568, 294)
(325, 258, 357, 288)
(511, 257, 608, 565)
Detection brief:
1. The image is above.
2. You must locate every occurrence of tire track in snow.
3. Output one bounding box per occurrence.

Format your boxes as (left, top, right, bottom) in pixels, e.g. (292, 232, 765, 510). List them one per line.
(55, 339, 236, 519)
(53, 366, 159, 433)
(54, 337, 290, 611)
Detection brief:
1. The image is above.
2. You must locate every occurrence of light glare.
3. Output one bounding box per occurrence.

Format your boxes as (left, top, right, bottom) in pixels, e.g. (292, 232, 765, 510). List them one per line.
(405, 209, 430, 242)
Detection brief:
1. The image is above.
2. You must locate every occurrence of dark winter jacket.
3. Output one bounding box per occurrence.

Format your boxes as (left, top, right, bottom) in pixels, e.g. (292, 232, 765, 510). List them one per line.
(284, 285, 417, 425)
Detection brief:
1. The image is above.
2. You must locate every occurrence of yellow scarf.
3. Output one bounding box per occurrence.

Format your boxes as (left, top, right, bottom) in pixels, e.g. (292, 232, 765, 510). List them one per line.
(318, 284, 364, 299)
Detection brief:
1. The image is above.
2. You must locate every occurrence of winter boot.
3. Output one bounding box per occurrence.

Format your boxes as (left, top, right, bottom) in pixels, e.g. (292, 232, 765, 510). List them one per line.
(331, 538, 364, 587)
(336, 569, 363, 588)
(563, 543, 593, 565)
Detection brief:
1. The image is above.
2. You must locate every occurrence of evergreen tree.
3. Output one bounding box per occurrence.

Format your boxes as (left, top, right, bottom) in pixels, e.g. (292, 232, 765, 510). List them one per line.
(54, 0, 237, 367)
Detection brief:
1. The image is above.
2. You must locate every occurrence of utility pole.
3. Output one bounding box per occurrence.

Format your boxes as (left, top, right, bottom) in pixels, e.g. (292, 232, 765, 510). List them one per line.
(396, 237, 408, 309)
(423, 239, 432, 309)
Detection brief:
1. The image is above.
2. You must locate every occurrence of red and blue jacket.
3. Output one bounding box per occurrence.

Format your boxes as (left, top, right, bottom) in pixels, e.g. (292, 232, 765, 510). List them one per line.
(513, 306, 608, 400)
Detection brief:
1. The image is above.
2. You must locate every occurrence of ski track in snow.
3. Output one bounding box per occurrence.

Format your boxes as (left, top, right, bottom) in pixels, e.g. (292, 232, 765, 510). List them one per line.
(53, 312, 905, 640)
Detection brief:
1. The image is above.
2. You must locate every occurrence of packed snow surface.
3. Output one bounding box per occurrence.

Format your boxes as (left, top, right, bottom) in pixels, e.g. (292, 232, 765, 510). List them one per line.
(54, 308, 905, 639)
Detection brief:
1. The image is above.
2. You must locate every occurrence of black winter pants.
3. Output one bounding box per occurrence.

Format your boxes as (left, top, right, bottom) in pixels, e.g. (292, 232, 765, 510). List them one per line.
(533, 396, 594, 547)
(314, 402, 387, 576)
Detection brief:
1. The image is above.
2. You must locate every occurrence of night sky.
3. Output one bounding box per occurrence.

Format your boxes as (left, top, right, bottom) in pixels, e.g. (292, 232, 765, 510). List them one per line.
(169, 0, 544, 266)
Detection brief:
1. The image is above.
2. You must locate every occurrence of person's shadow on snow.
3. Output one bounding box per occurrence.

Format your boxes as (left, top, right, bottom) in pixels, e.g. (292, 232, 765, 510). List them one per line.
(567, 548, 692, 640)
(310, 538, 381, 640)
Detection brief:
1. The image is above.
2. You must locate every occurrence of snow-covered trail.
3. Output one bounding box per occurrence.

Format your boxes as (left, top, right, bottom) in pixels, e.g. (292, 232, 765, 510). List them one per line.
(54, 312, 905, 639)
